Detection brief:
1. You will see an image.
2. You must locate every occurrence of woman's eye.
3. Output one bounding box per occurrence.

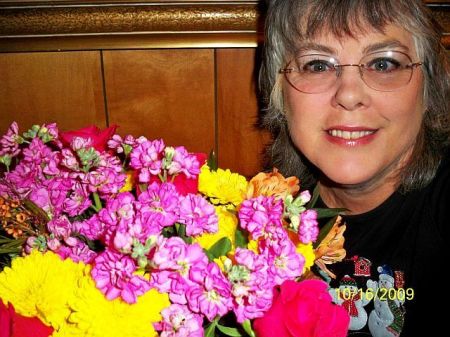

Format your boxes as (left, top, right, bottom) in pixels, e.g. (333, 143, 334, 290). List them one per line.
(303, 60, 332, 73)
(367, 58, 401, 72)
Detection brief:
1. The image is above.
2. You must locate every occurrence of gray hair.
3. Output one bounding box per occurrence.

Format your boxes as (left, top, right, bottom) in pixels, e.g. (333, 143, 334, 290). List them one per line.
(260, 0, 450, 191)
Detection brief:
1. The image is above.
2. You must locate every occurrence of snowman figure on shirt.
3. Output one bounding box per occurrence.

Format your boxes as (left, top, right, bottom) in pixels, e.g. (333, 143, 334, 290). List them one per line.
(330, 275, 371, 330)
(367, 265, 405, 337)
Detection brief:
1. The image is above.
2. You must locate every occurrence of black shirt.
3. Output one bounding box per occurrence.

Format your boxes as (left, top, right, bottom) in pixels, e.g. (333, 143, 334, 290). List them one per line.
(316, 152, 449, 337)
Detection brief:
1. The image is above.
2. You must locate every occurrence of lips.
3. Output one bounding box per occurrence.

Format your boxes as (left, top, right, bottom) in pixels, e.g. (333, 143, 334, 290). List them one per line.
(325, 126, 378, 146)
(327, 129, 375, 140)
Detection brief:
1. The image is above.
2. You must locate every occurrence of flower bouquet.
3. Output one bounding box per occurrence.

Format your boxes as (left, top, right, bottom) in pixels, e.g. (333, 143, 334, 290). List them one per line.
(0, 122, 349, 337)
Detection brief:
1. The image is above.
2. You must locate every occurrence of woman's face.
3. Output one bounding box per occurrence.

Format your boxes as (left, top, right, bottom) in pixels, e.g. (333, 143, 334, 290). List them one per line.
(284, 24, 424, 189)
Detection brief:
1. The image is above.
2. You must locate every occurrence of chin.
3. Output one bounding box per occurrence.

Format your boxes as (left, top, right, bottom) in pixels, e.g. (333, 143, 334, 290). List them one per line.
(321, 166, 379, 188)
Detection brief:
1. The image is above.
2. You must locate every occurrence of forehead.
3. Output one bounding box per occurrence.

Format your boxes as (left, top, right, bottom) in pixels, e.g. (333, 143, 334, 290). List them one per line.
(296, 24, 417, 58)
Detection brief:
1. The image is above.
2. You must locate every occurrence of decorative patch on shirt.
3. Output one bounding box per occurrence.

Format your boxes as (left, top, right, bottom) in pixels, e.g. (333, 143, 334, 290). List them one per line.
(325, 257, 409, 337)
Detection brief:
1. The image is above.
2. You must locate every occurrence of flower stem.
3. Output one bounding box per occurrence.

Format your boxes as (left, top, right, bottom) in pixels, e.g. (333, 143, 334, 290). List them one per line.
(242, 320, 256, 337)
(93, 192, 102, 211)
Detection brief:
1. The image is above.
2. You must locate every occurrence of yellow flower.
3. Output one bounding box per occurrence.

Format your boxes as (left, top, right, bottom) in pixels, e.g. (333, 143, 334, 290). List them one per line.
(119, 171, 135, 192)
(296, 243, 316, 273)
(0, 250, 86, 329)
(60, 272, 170, 337)
(194, 205, 238, 250)
(199, 165, 248, 206)
(247, 239, 259, 254)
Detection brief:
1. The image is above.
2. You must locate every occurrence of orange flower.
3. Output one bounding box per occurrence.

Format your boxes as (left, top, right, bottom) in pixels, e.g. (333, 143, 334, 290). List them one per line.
(246, 168, 300, 199)
(314, 216, 347, 279)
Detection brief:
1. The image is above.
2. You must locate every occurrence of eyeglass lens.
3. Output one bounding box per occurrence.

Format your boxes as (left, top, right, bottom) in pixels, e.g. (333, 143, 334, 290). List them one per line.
(283, 51, 417, 93)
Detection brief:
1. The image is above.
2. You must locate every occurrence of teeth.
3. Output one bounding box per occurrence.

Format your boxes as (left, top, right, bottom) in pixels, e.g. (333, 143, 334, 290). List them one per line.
(328, 130, 374, 139)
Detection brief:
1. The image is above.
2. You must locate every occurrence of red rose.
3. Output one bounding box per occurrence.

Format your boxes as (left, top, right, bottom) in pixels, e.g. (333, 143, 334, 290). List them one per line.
(253, 280, 349, 337)
(59, 125, 117, 151)
(0, 301, 53, 337)
(171, 152, 207, 195)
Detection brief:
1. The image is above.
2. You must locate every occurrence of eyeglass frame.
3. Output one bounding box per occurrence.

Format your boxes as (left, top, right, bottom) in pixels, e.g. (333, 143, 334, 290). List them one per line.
(279, 50, 423, 93)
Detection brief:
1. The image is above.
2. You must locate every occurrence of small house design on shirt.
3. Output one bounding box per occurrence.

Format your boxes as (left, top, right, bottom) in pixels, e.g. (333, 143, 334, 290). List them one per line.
(352, 256, 372, 277)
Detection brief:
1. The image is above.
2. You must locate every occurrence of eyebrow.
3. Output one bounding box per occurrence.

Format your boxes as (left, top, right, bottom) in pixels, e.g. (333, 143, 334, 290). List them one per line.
(295, 39, 411, 56)
(295, 42, 336, 55)
(363, 40, 410, 54)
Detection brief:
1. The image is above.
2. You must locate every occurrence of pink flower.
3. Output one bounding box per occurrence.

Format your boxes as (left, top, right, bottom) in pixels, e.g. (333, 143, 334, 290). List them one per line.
(299, 209, 319, 244)
(253, 280, 349, 337)
(56, 238, 97, 264)
(267, 240, 305, 285)
(138, 182, 180, 229)
(47, 215, 73, 239)
(0, 121, 21, 157)
(187, 263, 232, 321)
(151, 237, 208, 278)
(178, 194, 217, 236)
(238, 196, 283, 239)
(154, 304, 204, 337)
(168, 147, 201, 178)
(130, 139, 165, 180)
(92, 250, 151, 303)
(60, 125, 117, 152)
(231, 249, 275, 322)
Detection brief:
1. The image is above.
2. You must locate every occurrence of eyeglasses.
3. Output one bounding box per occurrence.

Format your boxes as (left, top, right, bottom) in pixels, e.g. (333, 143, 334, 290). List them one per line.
(280, 50, 423, 94)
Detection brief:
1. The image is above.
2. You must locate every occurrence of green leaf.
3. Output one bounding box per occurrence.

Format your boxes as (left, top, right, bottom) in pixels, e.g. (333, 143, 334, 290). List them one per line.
(204, 248, 215, 262)
(235, 228, 249, 248)
(241, 320, 256, 337)
(313, 207, 346, 219)
(175, 223, 192, 244)
(308, 184, 320, 208)
(207, 237, 232, 259)
(205, 317, 219, 337)
(23, 199, 50, 222)
(207, 150, 218, 171)
(216, 324, 243, 337)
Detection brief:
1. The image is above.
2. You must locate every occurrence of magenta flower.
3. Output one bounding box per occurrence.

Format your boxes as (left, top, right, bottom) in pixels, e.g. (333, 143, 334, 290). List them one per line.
(63, 182, 92, 217)
(5, 162, 38, 196)
(267, 240, 305, 285)
(151, 237, 208, 303)
(47, 215, 73, 240)
(75, 214, 106, 241)
(152, 237, 208, 275)
(187, 262, 232, 321)
(138, 182, 180, 229)
(29, 187, 51, 215)
(178, 194, 217, 236)
(60, 148, 80, 171)
(22, 138, 52, 163)
(239, 196, 283, 239)
(130, 139, 165, 180)
(154, 304, 204, 337)
(71, 136, 93, 151)
(298, 209, 319, 244)
(87, 167, 126, 195)
(56, 238, 97, 264)
(168, 146, 201, 178)
(0, 121, 21, 157)
(92, 250, 151, 303)
(231, 249, 275, 322)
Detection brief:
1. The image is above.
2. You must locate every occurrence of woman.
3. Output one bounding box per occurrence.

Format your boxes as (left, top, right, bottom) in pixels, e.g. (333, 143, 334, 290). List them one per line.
(260, 0, 449, 336)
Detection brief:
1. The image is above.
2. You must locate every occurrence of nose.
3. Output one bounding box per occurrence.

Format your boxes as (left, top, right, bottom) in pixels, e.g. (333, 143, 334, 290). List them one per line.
(332, 66, 370, 111)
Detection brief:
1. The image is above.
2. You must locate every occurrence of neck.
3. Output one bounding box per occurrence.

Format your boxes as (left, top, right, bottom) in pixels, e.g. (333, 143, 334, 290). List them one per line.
(318, 177, 398, 215)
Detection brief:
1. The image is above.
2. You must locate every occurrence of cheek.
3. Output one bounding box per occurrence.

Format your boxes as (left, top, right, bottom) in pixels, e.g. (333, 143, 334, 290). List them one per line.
(382, 80, 424, 134)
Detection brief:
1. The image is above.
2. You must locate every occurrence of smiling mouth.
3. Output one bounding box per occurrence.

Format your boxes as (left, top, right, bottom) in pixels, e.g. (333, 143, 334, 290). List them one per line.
(327, 130, 376, 140)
